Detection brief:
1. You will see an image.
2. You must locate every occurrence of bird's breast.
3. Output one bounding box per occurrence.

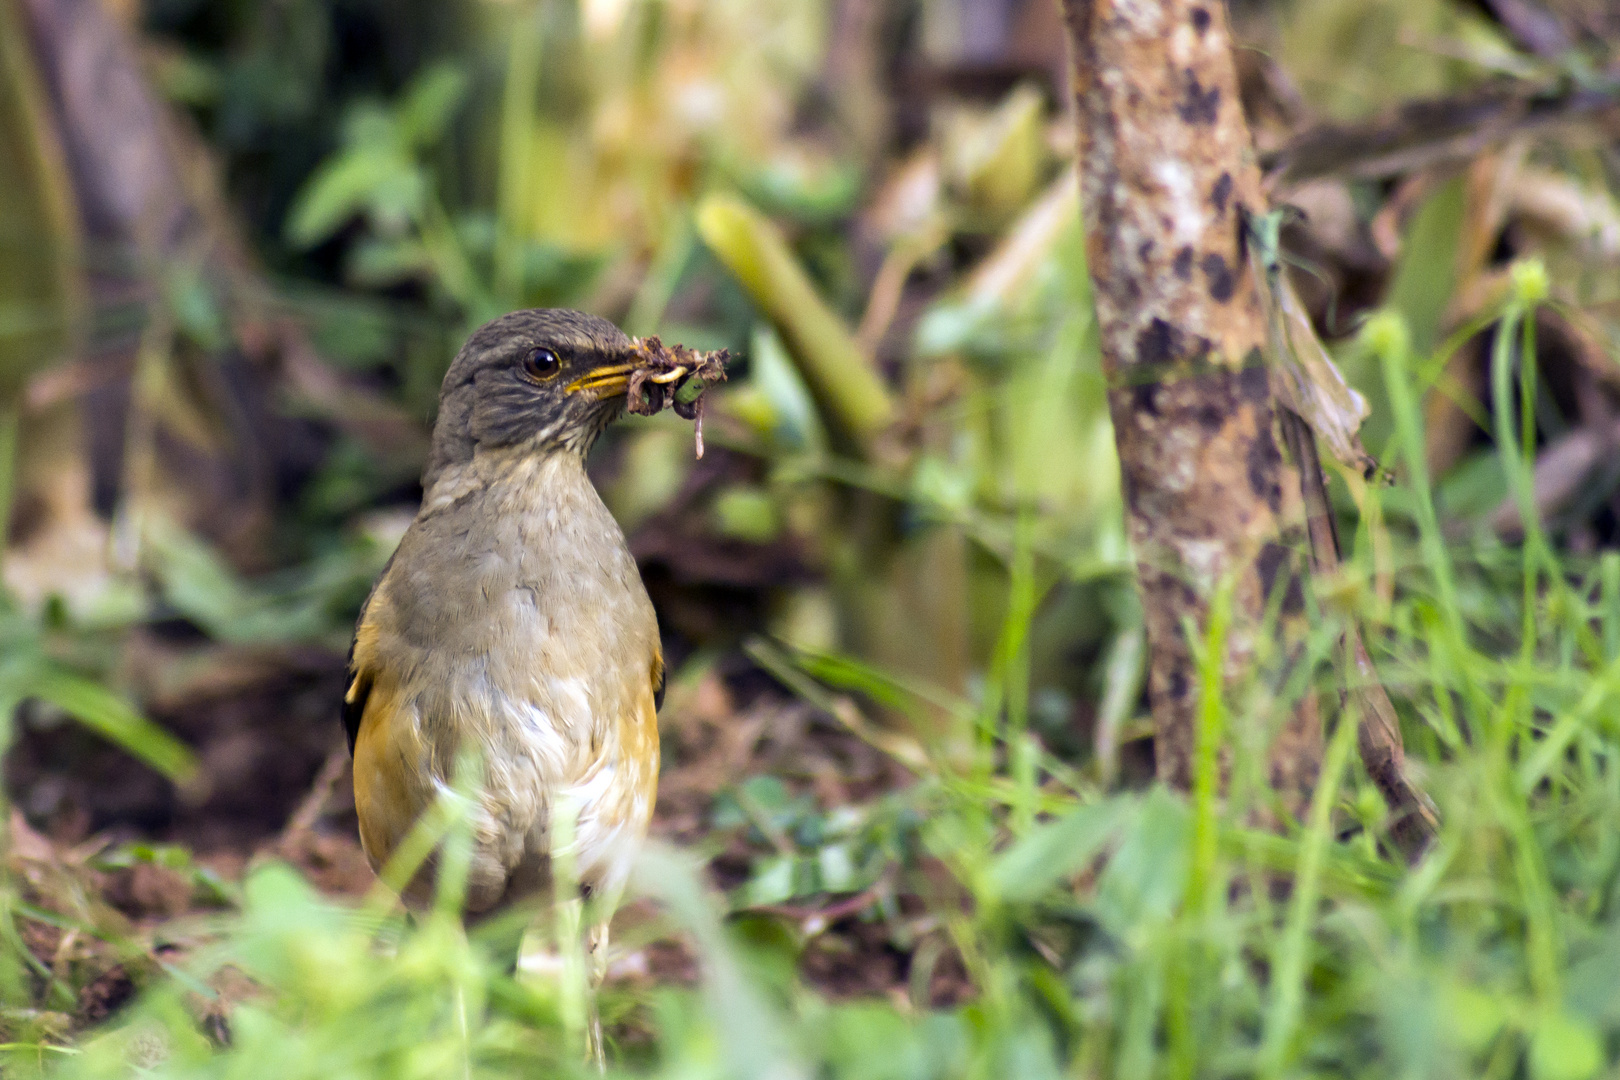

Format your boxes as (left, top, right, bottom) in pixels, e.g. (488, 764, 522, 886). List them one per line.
(352, 450, 661, 907)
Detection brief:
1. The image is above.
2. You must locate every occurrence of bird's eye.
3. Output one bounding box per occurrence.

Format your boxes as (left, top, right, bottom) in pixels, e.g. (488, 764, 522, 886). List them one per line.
(522, 347, 561, 382)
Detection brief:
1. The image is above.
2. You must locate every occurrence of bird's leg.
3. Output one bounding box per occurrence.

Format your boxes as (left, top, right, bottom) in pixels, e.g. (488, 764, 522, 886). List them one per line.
(454, 983, 473, 1080)
(515, 916, 558, 979)
(515, 894, 598, 1067)
(584, 915, 610, 1069)
(555, 894, 592, 1063)
(581, 877, 627, 1071)
(514, 798, 601, 1068)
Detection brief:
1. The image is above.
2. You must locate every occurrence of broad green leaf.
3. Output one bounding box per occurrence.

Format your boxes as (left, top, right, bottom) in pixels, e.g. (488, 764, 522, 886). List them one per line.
(28, 665, 195, 781)
(987, 794, 1135, 903)
(347, 236, 433, 286)
(396, 63, 469, 149)
(285, 147, 421, 249)
(1441, 983, 1506, 1053)
(1530, 1013, 1603, 1080)
(1386, 175, 1466, 359)
(140, 515, 329, 644)
(1094, 787, 1191, 935)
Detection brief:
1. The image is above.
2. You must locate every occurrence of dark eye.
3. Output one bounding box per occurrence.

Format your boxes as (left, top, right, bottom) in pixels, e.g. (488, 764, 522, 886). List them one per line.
(522, 347, 561, 381)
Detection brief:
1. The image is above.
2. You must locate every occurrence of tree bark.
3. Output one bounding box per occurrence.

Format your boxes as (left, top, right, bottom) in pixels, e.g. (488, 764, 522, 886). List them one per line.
(1059, 0, 1321, 804)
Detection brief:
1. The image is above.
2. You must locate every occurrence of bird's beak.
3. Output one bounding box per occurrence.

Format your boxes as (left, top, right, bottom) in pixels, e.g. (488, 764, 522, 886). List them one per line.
(564, 362, 639, 398)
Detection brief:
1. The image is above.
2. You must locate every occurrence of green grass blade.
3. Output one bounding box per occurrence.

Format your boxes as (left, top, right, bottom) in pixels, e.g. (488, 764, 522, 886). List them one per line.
(28, 666, 195, 782)
(1259, 698, 1360, 1077)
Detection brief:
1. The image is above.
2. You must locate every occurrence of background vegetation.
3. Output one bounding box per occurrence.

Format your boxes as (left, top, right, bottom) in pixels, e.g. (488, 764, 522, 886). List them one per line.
(4, 0, 1620, 1075)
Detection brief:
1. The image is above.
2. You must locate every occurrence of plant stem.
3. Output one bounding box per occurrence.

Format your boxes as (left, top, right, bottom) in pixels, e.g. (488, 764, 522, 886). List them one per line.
(696, 194, 894, 448)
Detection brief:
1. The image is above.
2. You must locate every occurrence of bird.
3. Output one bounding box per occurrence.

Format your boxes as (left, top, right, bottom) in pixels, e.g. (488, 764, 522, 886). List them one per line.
(341, 309, 666, 1055)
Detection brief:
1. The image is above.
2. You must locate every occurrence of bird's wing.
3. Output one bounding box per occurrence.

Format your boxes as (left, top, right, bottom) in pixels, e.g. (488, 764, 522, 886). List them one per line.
(652, 651, 666, 712)
(344, 575, 436, 880)
(350, 672, 434, 882)
(342, 548, 400, 755)
(342, 639, 372, 756)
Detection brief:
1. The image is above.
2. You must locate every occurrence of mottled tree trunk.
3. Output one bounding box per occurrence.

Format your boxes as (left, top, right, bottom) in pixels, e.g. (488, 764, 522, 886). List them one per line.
(1060, 0, 1321, 802)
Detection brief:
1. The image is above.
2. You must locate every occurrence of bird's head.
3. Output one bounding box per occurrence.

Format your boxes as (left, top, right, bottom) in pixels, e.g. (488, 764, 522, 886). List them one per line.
(424, 309, 642, 485)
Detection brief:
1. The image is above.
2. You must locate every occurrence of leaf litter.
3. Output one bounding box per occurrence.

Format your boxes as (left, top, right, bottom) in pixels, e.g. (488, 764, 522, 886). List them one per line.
(1246, 207, 1380, 480)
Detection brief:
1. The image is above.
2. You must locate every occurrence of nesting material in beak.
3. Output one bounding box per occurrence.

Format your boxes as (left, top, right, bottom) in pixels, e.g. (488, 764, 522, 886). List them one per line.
(623, 336, 729, 457)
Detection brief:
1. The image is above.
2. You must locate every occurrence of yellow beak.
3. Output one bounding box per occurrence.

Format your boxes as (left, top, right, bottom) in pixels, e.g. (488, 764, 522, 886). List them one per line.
(564, 362, 638, 397)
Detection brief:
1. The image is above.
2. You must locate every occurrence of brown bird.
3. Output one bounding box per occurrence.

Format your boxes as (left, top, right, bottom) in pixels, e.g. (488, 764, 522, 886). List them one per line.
(342, 310, 665, 1035)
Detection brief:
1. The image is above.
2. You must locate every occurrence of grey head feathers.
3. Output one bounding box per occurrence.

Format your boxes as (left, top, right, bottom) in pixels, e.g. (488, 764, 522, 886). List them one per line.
(424, 309, 636, 489)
